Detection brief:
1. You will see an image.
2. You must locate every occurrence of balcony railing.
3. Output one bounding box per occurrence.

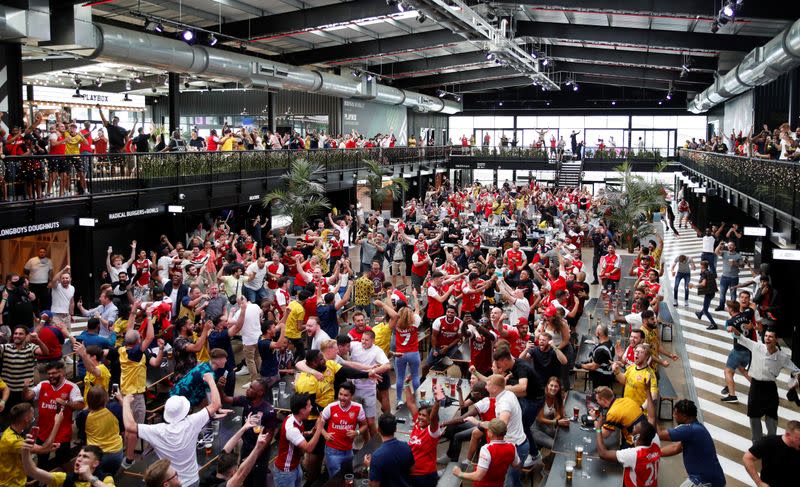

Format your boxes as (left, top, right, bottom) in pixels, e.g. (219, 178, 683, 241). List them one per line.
(0, 147, 448, 204)
(679, 149, 800, 218)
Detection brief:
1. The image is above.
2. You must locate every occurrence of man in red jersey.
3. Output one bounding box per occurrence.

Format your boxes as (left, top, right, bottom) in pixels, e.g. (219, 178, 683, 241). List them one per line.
(452, 419, 520, 486)
(598, 244, 622, 291)
(317, 382, 367, 478)
(23, 360, 84, 470)
(596, 380, 660, 487)
(273, 393, 323, 487)
(422, 306, 463, 378)
(465, 317, 497, 376)
(404, 382, 444, 487)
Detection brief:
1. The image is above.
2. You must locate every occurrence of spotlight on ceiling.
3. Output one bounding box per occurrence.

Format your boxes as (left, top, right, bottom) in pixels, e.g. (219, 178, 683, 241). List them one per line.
(455, 95, 462, 102)
(123, 93, 131, 102)
(352, 69, 362, 78)
(541, 57, 550, 67)
(545, 101, 551, 106)
(710, 20, 720, 33)
(680, 65, 690, 78)
(437, 89, 445, 98)
(573, 84, 579, 92)
(397, 2, 406, 12)
(366, 74, 374, 81)
(184, 80, 190, 89)
(133, 75, 142, 84)
(207, 33, 218, 46)
(486, 10, 497, 21)
(94, 78, 103, 87)
(72, 88, 83, 98)
(417, 12, 426, 23)
(721, 1, 737, 19)
(151, 86, 157, 94)
(486, 52, 496, 61)
(144, 20, 163, 33)
(125, 80, 132, 91)
(565, 79, 573, 86)
(658, 100, 663, 105)
(179, 29, 195, 44)
(498, 101, 503, 106)
(666, 90, 672, 100)
(611, 100, 616, 106)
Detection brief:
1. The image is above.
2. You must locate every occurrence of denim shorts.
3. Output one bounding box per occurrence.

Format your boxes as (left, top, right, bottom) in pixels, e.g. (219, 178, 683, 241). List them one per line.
(726, 348, 751, 370)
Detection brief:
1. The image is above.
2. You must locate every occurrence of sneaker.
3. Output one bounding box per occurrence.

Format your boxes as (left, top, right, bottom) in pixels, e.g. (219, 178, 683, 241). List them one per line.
(121, 458, 135, 469)
(523, 454, 536, 468)
(721, 386, 729, 396)
(685, 300, 689, 307)
(590, 280, 600, 285)
(706, 324, 718, 330)
(695, 311, 703, 320)
(714, 306, 724, 312)
(235, 365, 250, 376)
(720, 395, 739, 403)
(672, 301, 678, 307)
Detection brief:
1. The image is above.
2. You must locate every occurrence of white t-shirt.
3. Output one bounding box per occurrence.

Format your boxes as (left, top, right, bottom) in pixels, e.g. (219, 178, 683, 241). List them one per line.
(509, 298, 530, 326)
(157, 256, 173, 283)
(232, 302, 263, 346)
(349, 341, 388, 390)
(338, 223, 350, 248)
(24, 257, 52, 284)
(624, 312, 643, 329)
(701, 235, 715, 253)
(109, 264, 129, 284)
(244, 262, 268, 291)
(138, 409, 211, 486)
(310, 329, 332, 351)
(494, 390, 526, 446)
(50, 284, 75, 314)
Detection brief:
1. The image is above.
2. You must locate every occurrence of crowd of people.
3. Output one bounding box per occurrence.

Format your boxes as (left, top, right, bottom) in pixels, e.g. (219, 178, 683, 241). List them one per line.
(0, 176, 798, 487)
(684, 122, 800, 161)
(0, 107, 407, 201)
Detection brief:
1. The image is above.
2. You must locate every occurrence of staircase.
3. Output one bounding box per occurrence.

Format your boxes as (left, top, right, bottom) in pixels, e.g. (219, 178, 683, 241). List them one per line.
(556, 159, 583, 188)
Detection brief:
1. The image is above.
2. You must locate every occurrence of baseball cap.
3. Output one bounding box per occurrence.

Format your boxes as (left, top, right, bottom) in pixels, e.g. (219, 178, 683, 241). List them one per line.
(517, 317, 529, 326)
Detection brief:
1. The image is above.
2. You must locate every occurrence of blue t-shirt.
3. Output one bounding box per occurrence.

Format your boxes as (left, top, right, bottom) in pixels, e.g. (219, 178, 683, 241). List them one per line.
(316, 304, 339, 339)
(208, 330, 235, 370)
(369, 438, 414, 487)
(667, 421, 726, 487)
(257, 337, 279, 378)
(76, 331, 114, 378)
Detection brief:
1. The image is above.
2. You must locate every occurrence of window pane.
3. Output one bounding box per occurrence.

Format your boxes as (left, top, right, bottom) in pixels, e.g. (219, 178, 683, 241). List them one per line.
(517, 116, 538, 128)
(653, 116, 678, 128)
(494, 116, 514, 128)
(584, 116, 608, 128)
(606, 116, 629, 128)
(450, 116, 473, 129)
(473, 116, 494, 127)
(631, 116, 654, 128)
(559, 116, 584, 130)
(537, 116, 559, 128)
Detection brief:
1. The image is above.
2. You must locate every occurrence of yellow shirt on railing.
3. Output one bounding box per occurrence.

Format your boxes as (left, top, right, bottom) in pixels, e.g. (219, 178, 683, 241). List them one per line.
(64, 132, 86, 155)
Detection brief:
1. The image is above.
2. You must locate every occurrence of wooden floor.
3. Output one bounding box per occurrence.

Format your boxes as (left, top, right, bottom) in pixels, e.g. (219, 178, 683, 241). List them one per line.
(660, 230, 798, 487)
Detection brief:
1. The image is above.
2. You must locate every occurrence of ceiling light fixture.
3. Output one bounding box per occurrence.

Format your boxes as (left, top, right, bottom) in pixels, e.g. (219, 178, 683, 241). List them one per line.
(94, 78, 103, 87)
(179, 29, 195, 44)
(123, 93, 131, 102)
(144, 20, 163, 33)
(710, 20, 720, 33)
(125, 80, 132, 91)
(397, 2, 406, 12)
(611, 100, 616, 106)
(72, 88, 83, 98)
(417, 12, 426, 23)
(207, 34, 218, 46)
(573, 83, 579, 92)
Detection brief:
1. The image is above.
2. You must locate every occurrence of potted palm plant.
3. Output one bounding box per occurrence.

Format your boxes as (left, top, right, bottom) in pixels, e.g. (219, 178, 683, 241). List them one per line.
(600, 161, 666, 252)
(262, 159, 331, 238)
(362, 159, 409, 212)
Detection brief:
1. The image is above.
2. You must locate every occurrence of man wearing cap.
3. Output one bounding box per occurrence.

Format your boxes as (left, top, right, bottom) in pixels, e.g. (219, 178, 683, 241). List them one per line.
(123, 368, 222, 486)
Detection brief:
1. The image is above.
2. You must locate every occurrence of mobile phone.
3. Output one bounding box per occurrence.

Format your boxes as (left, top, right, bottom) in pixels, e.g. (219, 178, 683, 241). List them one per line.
(111, 383, 120, 396)
(30, 426, 39, 438)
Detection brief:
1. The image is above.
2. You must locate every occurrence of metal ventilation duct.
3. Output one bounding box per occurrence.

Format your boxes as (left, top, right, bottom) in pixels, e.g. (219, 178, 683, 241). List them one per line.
(688, 18, 800, 113)
(0, 1, 50, 42)
(86, 23, 461, 114)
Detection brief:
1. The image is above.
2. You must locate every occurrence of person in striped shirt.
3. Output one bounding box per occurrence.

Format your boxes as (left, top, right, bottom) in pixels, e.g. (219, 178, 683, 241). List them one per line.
(273, 393, 323, 487)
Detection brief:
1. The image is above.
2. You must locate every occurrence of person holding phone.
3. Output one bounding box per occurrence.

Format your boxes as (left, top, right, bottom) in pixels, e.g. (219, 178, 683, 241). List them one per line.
(0, 403, 63, 487)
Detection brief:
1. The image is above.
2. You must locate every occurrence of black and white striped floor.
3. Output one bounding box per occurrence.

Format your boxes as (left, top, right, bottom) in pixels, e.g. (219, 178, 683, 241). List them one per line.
(661, 230, 799, 487)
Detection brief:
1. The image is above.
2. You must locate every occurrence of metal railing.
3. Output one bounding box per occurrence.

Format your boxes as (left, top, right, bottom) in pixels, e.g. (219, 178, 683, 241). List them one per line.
(448, 145, 553, 160)
(0, 146, 448, 204)
(679, 148, 800, 218)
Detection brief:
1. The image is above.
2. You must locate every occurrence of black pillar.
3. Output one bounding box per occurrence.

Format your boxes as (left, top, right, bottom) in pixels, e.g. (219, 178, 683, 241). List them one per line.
(268, 92, 276, 132)
(789, 68, 799, 130)
(0, 42, 24, 129)
(168, 72, 180, 133)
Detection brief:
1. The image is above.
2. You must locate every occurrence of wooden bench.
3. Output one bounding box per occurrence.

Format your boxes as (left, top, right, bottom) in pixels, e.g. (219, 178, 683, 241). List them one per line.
(658, 372, 678, 421)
